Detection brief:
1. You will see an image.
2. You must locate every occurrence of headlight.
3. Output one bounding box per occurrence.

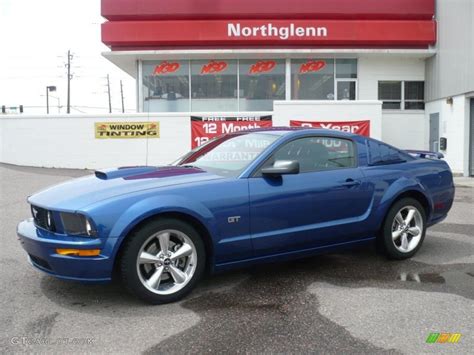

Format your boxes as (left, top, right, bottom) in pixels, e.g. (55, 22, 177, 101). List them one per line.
(60, 212, 97, 237)
(31, 205, 56, 232)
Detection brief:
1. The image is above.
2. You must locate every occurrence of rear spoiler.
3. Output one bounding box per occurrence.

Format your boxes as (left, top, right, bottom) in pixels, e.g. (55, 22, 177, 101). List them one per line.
(404, 150, 444, 160)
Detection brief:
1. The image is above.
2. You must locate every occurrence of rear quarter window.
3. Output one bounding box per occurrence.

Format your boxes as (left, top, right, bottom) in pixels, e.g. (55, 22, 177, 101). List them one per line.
(367, 139, 412, 165)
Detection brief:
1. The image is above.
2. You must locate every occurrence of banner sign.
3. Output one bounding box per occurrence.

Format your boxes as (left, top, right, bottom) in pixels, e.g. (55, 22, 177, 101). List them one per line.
(102, 19, 436, 49)
(95, 121, 160, 139)
(191, 116, 272, 148)
(290, 120, 370, 136)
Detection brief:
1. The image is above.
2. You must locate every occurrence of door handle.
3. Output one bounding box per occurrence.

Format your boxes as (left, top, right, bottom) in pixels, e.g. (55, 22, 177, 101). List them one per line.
(341, 178, 361, 187)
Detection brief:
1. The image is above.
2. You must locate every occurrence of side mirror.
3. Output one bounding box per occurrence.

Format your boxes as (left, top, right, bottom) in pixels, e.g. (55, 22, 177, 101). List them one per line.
(261, 160, 300, 177)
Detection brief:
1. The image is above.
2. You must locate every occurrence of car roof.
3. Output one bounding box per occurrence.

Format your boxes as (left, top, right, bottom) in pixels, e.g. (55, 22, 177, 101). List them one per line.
(235, 127, 359, 138)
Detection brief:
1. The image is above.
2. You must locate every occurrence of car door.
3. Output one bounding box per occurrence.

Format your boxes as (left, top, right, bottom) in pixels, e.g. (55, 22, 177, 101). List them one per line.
(248, 136, 373, 256)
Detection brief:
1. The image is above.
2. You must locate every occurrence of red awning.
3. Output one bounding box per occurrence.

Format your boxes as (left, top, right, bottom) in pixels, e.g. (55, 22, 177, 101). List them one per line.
(102, 0, 435, 21)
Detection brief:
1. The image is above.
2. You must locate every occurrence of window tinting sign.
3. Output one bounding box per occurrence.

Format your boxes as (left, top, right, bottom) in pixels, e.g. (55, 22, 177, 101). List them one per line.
(95, 122, 160, 139)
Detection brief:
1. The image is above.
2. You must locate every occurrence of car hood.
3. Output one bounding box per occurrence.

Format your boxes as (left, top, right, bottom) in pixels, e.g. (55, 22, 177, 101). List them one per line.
(28, 166, 223, 210)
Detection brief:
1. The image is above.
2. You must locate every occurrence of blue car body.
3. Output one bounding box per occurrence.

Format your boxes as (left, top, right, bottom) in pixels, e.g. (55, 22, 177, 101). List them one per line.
(17, 129, 455, 282)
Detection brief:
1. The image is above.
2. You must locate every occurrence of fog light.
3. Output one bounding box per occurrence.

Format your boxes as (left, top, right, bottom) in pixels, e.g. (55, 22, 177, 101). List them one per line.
(56, 249, 101, 256)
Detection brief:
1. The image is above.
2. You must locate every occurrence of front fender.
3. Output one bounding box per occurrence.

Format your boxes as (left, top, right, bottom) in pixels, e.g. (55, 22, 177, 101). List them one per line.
(108, 194, 217, 255)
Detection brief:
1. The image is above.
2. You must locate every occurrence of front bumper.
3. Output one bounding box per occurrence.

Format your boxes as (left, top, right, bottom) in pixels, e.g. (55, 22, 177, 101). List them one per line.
(17, 219, 114, 283)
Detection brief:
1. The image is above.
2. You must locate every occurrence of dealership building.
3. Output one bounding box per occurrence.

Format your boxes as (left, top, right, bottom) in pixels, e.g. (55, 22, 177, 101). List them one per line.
(98, 0, 474, 176)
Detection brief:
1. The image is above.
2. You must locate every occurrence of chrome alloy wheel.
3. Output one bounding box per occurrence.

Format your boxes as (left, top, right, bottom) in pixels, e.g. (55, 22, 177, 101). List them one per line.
(136, 229, 197, 295)
(391, 206, 423, 253)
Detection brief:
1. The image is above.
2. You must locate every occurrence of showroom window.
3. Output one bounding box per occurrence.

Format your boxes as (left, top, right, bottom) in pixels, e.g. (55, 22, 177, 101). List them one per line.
(239, 59, 285, 111)
(291, 59, 335, 100)
(191, 60, 238, 112)
(142, 60, 190, 112)
(141, 58, 359, 112)
(378, 81, 425, 110)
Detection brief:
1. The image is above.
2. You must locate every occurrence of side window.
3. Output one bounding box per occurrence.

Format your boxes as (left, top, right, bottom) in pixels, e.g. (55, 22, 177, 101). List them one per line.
(367, 139, 407, 165)
(261, 136, 356, 173)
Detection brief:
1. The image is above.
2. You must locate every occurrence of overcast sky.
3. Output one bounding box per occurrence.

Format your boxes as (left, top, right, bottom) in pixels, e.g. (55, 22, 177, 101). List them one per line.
(0, 0, 136, 114)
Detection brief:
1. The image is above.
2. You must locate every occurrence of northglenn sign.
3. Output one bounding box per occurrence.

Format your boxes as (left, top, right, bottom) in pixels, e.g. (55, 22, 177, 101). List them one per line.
(102, 19, 436, 49)
(228, 23, 328, 40)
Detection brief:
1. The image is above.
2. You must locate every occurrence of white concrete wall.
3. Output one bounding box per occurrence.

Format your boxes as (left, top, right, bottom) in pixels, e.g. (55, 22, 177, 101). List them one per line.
(273, 100, 382, 139)
(0, 114, 191, 169)
(425, 94, 471, 175)
(358, 55, 427, 150)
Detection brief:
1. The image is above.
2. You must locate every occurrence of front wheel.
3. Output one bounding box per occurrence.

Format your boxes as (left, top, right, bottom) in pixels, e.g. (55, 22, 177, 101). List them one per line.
(380, 198, 427, 260)
(120, 218, 206, 304)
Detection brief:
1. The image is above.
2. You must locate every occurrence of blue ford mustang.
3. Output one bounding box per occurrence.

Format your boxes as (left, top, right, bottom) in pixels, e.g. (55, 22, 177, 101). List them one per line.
(17, 128, 454, 304)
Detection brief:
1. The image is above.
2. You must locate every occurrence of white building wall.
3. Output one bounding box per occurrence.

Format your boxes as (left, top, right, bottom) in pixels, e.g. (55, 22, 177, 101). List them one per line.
(425, 94, 471, 175)
(358, 55, 427, 150)
(273, 100, 382, 139)
(426, 0, 474, 102)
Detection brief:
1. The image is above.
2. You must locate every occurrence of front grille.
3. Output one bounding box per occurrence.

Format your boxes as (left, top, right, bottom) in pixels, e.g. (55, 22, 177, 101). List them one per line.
(31, 205, 56, 232)
(28, 254, 52, 270)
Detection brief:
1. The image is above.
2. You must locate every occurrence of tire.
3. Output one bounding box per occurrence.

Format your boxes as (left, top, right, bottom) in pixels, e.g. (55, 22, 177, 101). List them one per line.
(120, 218, 206, 304)
(380, 198, 427, 260)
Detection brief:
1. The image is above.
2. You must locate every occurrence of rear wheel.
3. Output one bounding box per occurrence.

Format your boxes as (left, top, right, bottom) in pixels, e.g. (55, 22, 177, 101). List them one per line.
(120, 218, 206, 304)
(381, 198, 426, 260)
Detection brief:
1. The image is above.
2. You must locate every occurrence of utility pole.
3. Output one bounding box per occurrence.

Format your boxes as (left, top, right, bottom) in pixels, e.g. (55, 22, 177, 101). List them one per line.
(46, 88, 49, 114)
(107, 74, 112, 113)
(120, 80, 125, 113)
(66, 50, 73, 114)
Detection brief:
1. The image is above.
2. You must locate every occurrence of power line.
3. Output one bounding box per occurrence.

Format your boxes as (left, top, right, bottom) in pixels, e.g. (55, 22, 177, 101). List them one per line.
(106, 74, 112, 114)
(70, 106, 87, 114)
(120, 80, 125, 113)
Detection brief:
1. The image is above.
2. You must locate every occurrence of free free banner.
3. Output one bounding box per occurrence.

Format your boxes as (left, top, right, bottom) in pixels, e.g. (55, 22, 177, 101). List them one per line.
(191, 116, 272, 148)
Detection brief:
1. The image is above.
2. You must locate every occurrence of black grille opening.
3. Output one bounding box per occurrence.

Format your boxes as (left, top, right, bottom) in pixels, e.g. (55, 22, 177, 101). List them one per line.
(28, 254, 52, 270)
(31, 205, 56, 232)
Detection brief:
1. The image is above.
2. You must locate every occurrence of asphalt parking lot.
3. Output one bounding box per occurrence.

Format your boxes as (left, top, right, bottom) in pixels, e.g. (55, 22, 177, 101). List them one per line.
(0, 163, 473, 354)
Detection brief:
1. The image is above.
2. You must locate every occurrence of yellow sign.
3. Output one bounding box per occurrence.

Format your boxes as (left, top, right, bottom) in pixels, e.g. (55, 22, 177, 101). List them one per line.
(95, 122, 160, 139)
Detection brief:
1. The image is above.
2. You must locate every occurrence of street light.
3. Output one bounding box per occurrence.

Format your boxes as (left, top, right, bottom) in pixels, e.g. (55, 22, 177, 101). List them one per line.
(41, 94, 61, 113)
(46, 86, 57, 114)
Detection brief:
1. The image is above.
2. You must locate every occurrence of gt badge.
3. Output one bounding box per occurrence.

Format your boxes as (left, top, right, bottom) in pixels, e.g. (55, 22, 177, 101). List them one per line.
(228, 216, 241, 223)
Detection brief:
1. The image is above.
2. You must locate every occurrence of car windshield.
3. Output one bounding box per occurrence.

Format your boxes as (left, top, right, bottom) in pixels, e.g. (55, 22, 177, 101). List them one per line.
(175, 132, 279, 177)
